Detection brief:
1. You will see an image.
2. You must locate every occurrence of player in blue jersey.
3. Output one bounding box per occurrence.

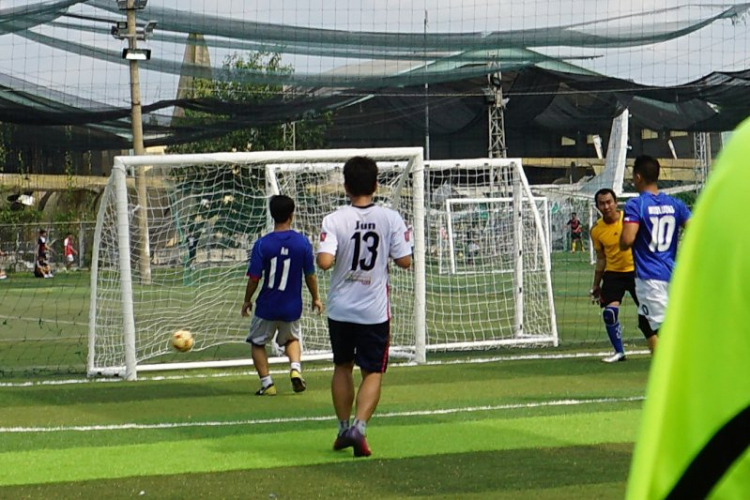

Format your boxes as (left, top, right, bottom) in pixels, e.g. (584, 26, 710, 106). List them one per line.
(620, 156, 690, 353)
(241, 195, 324, 396)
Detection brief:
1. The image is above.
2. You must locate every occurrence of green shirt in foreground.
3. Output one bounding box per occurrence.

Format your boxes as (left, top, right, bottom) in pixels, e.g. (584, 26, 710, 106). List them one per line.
(626, 118, 750, 499)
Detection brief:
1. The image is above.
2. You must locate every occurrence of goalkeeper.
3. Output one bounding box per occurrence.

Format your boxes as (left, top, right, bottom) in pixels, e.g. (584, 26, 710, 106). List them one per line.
(590, 188, 638, 363)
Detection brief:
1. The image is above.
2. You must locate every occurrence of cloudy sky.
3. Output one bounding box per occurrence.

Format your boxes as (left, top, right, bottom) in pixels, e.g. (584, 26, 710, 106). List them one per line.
(0, 0, 748, 108)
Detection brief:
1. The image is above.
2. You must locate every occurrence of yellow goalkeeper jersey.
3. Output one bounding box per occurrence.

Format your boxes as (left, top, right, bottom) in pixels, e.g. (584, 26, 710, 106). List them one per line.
(590, 211, 634, 273)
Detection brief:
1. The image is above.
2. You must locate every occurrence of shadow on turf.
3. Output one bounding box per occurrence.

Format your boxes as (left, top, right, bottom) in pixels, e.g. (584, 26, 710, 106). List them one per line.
(0, 443, 633, 499)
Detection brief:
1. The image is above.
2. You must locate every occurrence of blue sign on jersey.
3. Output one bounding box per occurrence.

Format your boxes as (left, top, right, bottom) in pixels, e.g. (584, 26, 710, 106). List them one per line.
(623, 192, 691, 282)
(247, 230, 315, 322)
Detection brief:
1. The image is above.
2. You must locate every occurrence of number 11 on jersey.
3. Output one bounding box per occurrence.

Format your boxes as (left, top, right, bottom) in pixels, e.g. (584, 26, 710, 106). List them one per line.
(268, 256, 291, 291)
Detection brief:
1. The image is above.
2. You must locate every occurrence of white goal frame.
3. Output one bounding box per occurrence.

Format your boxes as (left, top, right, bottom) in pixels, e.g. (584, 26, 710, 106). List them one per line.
(89, 148, 426, 380)
(425, 158, 558, 349)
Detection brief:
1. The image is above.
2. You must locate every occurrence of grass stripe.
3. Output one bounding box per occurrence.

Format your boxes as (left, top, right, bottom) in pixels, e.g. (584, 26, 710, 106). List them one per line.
(0, 445, 634, 500)
(0, 408, 640, 486)
(0, 396, 644, 434)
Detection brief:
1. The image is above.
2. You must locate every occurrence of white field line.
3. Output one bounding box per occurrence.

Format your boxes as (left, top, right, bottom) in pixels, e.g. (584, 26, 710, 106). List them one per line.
(0, 350, 652, 388)
(0, 314, 84, 327)
(0, 396, 645, 434)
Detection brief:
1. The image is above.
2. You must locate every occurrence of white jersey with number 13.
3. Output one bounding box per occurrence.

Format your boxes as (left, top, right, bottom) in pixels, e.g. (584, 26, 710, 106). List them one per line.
(318, 204, 411, 325)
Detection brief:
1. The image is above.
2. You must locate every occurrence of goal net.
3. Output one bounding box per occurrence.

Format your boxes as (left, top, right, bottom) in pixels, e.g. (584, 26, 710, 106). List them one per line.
(89, 148, 425, 379)
(90, 152, 556, 379)
(426, 159, 557, 349)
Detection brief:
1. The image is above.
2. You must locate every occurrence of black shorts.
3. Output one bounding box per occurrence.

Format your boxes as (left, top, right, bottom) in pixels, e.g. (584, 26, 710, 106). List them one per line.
(328, 318, 390, 373)
(600, 271, 638, 307)
(571, 233, 582, 240)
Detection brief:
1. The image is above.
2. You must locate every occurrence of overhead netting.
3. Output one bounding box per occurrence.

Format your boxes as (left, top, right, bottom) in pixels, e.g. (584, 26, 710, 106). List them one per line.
(1, 1, 749, 149)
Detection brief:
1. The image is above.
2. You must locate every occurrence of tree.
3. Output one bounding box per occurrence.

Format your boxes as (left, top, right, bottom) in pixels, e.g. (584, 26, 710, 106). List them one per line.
(165, 53, 332, 256)
(167, 52, 331, 154)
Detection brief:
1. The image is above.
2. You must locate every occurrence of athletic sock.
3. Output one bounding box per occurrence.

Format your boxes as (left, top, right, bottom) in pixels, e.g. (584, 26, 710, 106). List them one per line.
(290, 362, 301, 373)
(338, 420, 350, 435)
(603, 306, 625, 354)
(260, 375, 273, 388)
(353, 419, 367, 436)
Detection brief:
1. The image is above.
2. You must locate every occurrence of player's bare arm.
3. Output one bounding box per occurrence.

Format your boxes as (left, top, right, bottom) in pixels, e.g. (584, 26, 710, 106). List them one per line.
(305, 273, 324, 314)
(591, 248, 606, 302)
(241, 278, 260, 317)
(317, 252, 335, 270)
(619, 223, 638, 251)
(394, 254, 411, 269)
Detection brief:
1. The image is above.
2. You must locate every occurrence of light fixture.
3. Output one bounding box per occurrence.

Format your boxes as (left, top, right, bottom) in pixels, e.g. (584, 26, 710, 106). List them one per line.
(122, 48, 151, 61)
(112, 21, 156, 40)
(116, 0, 148, 10)
(110, 21, 128, 39)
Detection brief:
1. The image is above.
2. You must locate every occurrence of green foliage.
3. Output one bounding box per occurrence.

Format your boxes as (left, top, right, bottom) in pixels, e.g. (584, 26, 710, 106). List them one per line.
(165, 52, 333, 246)
(167, 52, 331, 154)
(0, 206, 43, 225)
(168, 165, 266, 249)
(673, 190, 699, 209)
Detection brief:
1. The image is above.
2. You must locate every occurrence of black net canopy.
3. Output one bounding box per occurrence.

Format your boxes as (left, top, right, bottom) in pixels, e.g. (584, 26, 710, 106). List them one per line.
(0, 0, 748, 150)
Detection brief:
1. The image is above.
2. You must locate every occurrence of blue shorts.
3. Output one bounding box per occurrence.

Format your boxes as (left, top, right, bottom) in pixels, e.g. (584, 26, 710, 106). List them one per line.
(328, 318, 390, 373)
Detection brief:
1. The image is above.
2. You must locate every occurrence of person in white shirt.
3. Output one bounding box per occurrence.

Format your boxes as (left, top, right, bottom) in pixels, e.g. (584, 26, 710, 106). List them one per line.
(317, 156, 412, 458)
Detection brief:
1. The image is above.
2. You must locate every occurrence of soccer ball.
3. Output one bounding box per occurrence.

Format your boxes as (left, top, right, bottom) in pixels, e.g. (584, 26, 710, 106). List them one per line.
(170, 330, 194, 352)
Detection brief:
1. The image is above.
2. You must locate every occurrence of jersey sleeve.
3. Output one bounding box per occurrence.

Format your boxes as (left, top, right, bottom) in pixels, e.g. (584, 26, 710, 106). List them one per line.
(678, 199, 692, 226)
(317, 214, 338, 256)
(247, 239, 263, 280)
(623, 199, 640, 224)
(389, 212, 412, 260)
(302, 237, 315, 275)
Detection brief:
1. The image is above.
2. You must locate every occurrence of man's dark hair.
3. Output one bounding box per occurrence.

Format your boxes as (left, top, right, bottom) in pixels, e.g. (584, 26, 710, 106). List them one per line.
(594, 188, 617, 205)
(343, 156, 378, 196)
(633, 155, 660, 184)
(39, 229, 46, 235)
(269, 195, 295, 224)
(571, 213, 577, 217)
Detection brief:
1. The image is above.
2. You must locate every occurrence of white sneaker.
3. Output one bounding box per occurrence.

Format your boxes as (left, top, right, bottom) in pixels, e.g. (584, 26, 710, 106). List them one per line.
(602, 352, 626, 363)
(44, 274, 54, 279)
(0, 275, 7, 280)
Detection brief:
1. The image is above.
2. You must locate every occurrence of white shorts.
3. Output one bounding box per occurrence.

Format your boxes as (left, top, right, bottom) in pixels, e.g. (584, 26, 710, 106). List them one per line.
(635, 278, 669, 331)
(65, 255, 75, 263)
(246, 315, 300, 347)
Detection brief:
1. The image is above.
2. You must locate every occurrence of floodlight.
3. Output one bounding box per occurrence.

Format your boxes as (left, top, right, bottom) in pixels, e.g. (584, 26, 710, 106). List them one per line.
(110, 21, 128, 39)
(122, 48, 151, 61)
(115, 0, 148, 10)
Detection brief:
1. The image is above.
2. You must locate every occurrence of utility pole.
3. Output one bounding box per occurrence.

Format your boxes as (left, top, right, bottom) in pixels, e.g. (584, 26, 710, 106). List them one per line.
(423, 9, 430, 161)
(116, 0, 152, 284)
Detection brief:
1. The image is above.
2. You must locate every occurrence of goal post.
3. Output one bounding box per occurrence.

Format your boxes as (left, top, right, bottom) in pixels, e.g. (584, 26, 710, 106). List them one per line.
(88, 148, 425, 379)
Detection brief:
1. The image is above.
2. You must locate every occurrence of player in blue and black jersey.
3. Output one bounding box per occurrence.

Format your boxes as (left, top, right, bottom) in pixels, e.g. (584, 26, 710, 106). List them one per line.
(620, 155, 690, 353)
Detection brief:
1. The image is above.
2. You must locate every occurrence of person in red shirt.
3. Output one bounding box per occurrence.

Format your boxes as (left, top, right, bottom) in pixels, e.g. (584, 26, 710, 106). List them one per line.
(63, 233, 78, 271)
(566, 213, 585, 253)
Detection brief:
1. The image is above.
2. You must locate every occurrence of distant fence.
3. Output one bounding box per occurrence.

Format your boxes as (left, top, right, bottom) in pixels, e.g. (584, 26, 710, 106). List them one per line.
(0, 221, 96, 272)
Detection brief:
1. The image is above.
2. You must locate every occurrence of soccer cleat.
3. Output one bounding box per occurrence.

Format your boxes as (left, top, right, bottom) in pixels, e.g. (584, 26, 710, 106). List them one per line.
(333, 431, 353, 451)
(602, 352, 627, 363)
(346, 427, 372, 457)
(255, 383, 277, 396)
(290, 369, 306, 393)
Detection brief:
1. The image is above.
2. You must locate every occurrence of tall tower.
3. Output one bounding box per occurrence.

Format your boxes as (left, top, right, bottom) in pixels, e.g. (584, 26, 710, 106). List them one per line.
(487, 72, 507, 159)
(172, 33, 212, 122)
